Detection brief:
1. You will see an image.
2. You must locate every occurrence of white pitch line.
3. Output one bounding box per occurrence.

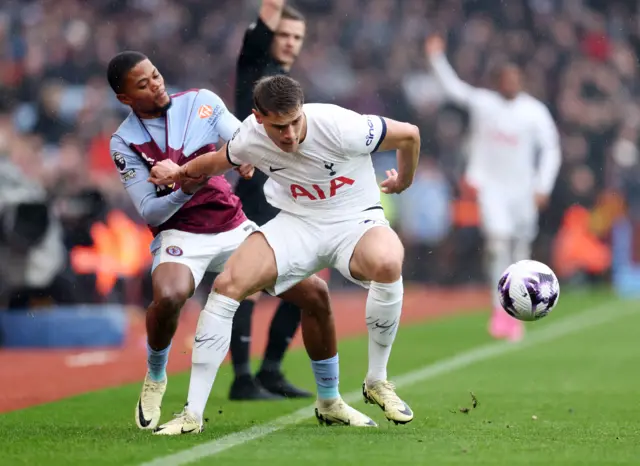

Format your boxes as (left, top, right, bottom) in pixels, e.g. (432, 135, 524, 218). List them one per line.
(140, 301, 635, 466)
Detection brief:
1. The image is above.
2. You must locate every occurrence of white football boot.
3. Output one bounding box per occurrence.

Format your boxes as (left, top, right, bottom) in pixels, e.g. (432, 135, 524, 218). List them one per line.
(315, 397, 378, 427)
(363, 380, 413, 425)
(153, 405, 203, 435)
(135, 373, 167, 430)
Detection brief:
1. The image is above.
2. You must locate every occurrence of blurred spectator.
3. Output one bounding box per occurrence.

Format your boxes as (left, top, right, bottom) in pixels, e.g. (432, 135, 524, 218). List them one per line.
(0, 0, 637, 298)
(0, 150, 76, 309)
(397, 156, 452, 283)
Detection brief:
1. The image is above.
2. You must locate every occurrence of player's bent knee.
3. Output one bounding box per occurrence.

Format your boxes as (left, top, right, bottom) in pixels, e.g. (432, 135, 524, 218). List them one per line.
(154, 284, 191, 313)
(151, 263, 194, 314)
(370, 256, 403, 283)
(281, 276, 331, 317)
(352, 228, 405, 283)
(212, 269, 255, 302)
(304, 277, 330, 315)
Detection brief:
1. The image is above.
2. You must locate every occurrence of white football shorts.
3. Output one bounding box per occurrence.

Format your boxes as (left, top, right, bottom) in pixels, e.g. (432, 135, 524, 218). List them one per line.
(258, 207, 390, 296)
(150, 219, 258, 288)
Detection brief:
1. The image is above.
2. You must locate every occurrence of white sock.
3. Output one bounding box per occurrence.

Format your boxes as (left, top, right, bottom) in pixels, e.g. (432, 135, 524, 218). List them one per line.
(487, 237, 512, 309)
(365, 278, 403, 384)
(186, 292, 239, 420)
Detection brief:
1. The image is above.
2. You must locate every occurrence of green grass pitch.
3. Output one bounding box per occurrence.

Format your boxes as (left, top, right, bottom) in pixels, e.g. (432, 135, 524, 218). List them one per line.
(1, 290, 639, 465)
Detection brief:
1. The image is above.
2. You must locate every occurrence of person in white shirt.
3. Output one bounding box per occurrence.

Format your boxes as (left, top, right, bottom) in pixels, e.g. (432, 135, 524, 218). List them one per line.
(425, 35, 561, 342)
(149, 75, 420, 431)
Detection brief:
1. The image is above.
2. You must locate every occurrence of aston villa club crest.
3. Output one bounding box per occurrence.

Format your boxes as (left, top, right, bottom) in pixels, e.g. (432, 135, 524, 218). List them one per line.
(165, 246, 183, 256)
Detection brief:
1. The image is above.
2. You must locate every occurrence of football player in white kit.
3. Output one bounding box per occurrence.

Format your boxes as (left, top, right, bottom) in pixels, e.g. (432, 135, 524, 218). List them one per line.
(149, 75, 420, 429)
(425, 35, 561, 342)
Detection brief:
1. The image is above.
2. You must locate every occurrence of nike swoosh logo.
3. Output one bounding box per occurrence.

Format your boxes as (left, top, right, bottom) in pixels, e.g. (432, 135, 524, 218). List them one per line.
(181, 427, 197, 434)
(315, 409, 351, 426)
(194, 336, 215, 344)
(137, 399, 151, 427)
(269, 166, 286, 172)
(399, 404, 413, 416)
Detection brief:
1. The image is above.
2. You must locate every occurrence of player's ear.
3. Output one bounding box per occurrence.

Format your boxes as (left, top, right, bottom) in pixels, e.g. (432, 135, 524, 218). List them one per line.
(252, 108, 264, 124)
(117, 93, 132, 106)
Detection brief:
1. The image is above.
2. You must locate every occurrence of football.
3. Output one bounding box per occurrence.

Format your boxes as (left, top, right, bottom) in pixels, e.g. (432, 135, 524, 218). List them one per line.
(498, 260, 560, 322)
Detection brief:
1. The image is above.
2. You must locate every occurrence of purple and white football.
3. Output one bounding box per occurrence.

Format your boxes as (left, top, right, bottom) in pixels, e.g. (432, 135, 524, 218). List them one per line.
(498, 260, 560, 322)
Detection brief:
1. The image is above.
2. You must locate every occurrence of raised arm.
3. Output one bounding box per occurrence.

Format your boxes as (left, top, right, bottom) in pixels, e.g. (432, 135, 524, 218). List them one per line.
(260, 0, 285, 31)
(425, 35, 479, 106)
(240, 0, 284, 61)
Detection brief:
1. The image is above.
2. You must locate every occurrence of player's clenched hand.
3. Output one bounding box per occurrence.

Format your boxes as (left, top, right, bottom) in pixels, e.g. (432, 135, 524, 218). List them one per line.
(234, 163, 255, 180)
(148, 160, 183, 186)
(380, 169, 410, 194)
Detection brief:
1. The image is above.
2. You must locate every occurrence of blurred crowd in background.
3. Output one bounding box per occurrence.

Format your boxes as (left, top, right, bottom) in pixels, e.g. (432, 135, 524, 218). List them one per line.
(0, 0, 637, 309)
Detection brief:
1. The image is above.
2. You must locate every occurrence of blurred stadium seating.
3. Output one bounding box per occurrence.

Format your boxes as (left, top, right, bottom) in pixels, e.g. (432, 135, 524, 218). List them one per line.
(0, 0, 637, 318)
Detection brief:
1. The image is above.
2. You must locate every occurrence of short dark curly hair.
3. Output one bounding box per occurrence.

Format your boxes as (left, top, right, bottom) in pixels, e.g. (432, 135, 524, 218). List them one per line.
(107, 51, 147, 94)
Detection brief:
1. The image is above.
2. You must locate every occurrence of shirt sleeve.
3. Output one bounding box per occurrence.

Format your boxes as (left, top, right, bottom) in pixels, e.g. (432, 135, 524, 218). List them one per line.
(334, 107, 387, 156)
(198, 90, 242, 143)
(110, 136, 193, 227)
(109, 135, 148, 189)
(225, 120, 258, 166)
(239, 16, 275, 63)
(533, 103, 562, 195)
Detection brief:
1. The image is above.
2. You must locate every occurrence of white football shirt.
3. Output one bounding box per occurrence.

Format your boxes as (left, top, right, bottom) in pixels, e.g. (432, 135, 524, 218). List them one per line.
(431, 54, 561, 198)
(226, 103, 387, 219)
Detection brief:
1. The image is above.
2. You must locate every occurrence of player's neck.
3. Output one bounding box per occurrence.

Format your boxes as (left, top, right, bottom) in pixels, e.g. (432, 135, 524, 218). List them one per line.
(502, 92, 521, 101)
(135, 110, 165, 120)
(134, 99, 172, 119)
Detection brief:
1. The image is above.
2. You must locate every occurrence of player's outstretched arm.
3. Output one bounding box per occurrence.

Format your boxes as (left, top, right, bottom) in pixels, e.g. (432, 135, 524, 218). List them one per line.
(424, 35, 477, 106)
(182, 143, 236, 178)
(149, 143, 253, 186)
(376, 118, 420, 194)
